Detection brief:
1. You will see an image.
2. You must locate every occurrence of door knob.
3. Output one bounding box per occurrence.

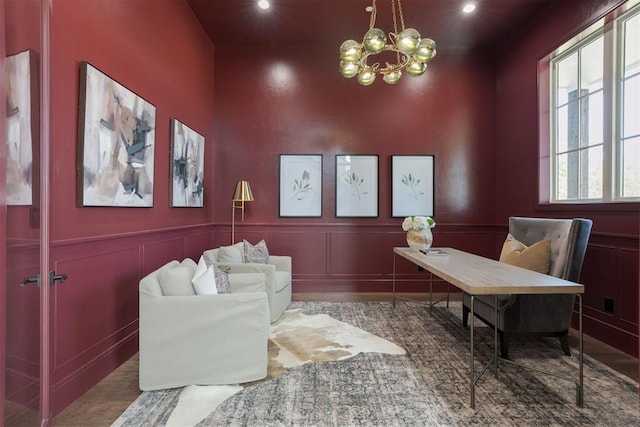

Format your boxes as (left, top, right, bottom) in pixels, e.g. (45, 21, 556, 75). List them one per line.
(19, 274, 40, 288)
(50, 272, 68, 284)
(19, 272, 68, 288)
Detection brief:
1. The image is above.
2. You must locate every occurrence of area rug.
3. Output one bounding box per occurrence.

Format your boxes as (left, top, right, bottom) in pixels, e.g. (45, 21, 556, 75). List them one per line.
(114, 301, 639, 426)
(113, 306, 406, 426)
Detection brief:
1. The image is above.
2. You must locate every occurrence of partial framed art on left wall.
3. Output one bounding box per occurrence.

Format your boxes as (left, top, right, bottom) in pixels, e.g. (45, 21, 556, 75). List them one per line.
(77, 62, 156, 207)
(6, 49, 39, 206)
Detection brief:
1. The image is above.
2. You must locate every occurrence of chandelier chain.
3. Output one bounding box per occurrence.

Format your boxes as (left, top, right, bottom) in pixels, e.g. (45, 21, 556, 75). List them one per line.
(369, 0, 377, 29)
(391, 0, 398, 34)
(396, 0, 406, 30)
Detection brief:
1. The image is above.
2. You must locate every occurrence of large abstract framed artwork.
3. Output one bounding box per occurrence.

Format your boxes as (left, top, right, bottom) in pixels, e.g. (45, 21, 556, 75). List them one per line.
(335, 154, 378, 217)
(391, 155, 434, 217)
(279, 154, 322, 217)
(6, 50, 38, 206)
(77, 62, 156, 207)
(170, 119, 204, 207)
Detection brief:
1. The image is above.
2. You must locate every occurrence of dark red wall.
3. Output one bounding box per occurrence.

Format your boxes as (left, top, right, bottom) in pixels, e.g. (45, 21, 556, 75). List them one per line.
(50, 0, 216, 240)
(213, 47, 497, 226)
(495, 0, 639, 356)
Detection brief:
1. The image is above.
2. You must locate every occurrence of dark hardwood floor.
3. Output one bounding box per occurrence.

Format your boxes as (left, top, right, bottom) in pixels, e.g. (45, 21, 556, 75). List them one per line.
(51, 293, 639, 426)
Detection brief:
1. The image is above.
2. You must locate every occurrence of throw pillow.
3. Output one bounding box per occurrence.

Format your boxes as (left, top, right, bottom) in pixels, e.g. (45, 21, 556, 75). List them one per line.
(243, 239, 269, 264)
(192, 256, 218, 295)
(213, 266, 231, 293)
(158, 266, 196, 296)
(499, 233, 551, 274)
(218, 243, 244, 263)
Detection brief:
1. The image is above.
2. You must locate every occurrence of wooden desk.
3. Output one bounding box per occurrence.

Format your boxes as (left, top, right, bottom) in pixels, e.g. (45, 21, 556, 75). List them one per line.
(392, 247, 585, 408)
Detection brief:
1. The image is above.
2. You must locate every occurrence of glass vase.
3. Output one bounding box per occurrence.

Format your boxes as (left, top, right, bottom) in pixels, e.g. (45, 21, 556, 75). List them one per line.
(406, 228, 433, 252)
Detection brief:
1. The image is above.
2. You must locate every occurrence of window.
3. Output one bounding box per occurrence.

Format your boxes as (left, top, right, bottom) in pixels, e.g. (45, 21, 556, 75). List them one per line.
(547, 3, 640, 203)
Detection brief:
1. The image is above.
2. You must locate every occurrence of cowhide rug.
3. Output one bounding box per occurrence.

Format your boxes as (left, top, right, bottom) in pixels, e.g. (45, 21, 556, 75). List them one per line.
(113, 308, 405, 427)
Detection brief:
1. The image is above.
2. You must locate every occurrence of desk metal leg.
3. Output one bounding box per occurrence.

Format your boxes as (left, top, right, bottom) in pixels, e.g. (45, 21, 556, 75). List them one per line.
(392, 254, 397, 308)
(446, 283, 450, 308)
(470, 295, 475, 409)
(578, 294, 584, 407)
(429, 272, 434, 316)
(494, 295, 498, 375)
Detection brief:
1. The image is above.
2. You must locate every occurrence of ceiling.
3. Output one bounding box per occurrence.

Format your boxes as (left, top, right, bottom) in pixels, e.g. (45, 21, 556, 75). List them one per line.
(187, 0, 555, 52)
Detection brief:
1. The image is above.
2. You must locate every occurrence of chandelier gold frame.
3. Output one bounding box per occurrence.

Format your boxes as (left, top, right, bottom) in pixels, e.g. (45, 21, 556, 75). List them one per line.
(339, 0, 436, 85)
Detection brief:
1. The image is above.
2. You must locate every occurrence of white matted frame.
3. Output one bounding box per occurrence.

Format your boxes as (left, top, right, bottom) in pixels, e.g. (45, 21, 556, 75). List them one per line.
(391, 155, 434, 217)
(279, 154, 323, 217)
(170, 119, 205, 207)
(335, 154, 378, 217)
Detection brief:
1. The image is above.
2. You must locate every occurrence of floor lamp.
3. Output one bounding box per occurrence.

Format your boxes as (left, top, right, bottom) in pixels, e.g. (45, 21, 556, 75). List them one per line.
(231, 180, 254, 244)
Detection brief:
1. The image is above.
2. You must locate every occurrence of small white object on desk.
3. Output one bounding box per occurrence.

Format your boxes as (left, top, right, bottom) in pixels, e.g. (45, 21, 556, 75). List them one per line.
(419, 248, 448, 256)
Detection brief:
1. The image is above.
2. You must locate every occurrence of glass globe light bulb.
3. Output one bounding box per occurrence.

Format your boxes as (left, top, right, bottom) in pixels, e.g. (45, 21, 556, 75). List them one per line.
(383, 70, 402, 84)
(396, 28, 421, 55)
(340, 39, 362, 62)
(357, 67, 376, 86)
(414, 38, 436, 62)
(339, 61, 360, 78)
(363, 28, 386, 54)
(406, 60, 427, 77)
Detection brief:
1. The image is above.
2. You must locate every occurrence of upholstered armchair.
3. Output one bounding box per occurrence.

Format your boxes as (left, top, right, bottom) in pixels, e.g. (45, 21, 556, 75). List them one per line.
(203, 242, 292, 322)
(462, 217, 593, 358)
(139, 259, 270, 391)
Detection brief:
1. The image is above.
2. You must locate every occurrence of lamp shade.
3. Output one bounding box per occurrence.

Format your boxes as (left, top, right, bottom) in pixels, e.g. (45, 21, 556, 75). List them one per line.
(232, 180, 254, 202)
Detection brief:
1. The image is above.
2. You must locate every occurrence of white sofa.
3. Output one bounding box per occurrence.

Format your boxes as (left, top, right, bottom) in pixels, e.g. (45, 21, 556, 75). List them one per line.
(139, 258, 269, 391)
(203, 243, 292, 323)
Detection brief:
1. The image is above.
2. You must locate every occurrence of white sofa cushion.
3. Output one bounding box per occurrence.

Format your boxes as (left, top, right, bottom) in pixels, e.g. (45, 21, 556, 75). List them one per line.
(218, 242, 244, 263)
(158, 265, 196, 296)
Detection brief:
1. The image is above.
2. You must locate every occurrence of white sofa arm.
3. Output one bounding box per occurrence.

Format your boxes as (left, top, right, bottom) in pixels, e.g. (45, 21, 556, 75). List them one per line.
(269, 255, 292, 273)
(139, 292, 269, 391)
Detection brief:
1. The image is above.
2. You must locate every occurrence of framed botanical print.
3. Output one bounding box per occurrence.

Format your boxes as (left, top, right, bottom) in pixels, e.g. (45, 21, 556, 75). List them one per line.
(335, 154, 378, 217)
(279, 154, 323, 217)
(391, 155, 434, 217)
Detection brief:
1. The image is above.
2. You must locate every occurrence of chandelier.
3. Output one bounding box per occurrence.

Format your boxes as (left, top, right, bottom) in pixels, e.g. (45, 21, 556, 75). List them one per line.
(339, 0, 436, 85)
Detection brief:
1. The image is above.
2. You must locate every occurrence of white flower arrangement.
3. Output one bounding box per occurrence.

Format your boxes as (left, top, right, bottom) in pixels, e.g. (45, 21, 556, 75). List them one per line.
(402, 216, 436, 231)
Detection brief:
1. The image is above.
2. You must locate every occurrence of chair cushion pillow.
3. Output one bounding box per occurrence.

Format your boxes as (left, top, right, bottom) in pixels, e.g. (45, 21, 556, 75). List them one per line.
(213, 266, 231, 293)
(218, 243, 244, 263)
(243, 239, 269, 264)
(158, 265, 196, 296)
(192, 256, 218, 295)
(499, 233, 551, 274)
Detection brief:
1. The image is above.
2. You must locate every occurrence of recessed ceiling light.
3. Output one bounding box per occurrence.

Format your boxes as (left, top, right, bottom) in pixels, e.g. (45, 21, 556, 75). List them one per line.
(258, 0, 270, 10)
(462, 3, 476, 14)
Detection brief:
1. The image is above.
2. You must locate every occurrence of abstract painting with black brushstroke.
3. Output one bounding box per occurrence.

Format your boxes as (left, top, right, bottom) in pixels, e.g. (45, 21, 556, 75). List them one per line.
(170, 118, 204, 207)
(77, 62, 156, 207)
